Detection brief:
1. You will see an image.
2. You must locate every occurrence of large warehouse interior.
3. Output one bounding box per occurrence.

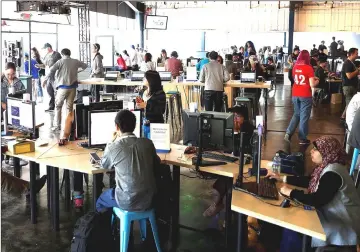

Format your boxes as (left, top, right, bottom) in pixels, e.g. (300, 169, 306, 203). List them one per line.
(1, 1, 360, 252)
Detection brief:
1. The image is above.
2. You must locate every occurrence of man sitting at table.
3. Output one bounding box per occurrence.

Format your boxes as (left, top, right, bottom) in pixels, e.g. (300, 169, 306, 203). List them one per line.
(96, 110, 159, 212)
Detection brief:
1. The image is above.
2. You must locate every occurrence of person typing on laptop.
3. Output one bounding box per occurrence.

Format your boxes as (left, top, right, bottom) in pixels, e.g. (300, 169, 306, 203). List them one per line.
(267, 136, 360, 252)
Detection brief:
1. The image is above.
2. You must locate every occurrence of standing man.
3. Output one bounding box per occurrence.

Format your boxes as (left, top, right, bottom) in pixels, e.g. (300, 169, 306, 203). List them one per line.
(342, 48, 359, 107)
(318, 40, 328, 54)
(287, 47, 300, 87)
(38, 43, 62, 112)
(130, 45, 139, 71)
(43, 48, 87, 131)
(199, 51, 230, 112)
(330, 36, 338, 57)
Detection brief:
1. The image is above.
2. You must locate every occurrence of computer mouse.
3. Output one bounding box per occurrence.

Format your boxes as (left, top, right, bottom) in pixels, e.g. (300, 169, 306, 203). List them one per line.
(184, 146, 197, 154)
(280, 199, 291, 208)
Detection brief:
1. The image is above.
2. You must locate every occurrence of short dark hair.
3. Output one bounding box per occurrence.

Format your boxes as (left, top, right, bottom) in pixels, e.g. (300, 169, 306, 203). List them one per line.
(61, 48, 71, 56)
(116, 52, 120, 56)
(209, 51, 218, 60)
(115, 110, 136, 134)
(294, 47, 300, 52)
(145, 70, 163, 95)
(332, 36, 335, 40)
(348, 48, 358, 56)
(144, 53, 152, 63)
(5, 62, 16, 71)
(225, 54, 232, 61)
(93, 43, 100, 51)
(267, 57, 274, 62)
(171, 51, 178, 58)
(206, 52, 210, 58)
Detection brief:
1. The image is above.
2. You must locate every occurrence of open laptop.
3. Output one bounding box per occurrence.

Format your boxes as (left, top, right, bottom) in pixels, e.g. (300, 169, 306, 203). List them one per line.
(241, 72, 256, 83)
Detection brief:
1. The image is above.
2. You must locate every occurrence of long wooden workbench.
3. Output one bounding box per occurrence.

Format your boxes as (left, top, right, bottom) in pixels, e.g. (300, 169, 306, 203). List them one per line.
(4, 140, 325, 252)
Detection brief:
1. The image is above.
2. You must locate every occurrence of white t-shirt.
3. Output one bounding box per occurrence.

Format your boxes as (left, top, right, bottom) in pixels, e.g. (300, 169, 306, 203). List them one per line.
(140, 61, 156, 72)
(346, 92, 360, 131)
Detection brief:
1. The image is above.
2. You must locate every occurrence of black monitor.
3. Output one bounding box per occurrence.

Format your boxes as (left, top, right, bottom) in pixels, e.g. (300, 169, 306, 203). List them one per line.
(6, 97, 35, 134)
(75, 100, 123, 139)
(182, 110, 233, 152)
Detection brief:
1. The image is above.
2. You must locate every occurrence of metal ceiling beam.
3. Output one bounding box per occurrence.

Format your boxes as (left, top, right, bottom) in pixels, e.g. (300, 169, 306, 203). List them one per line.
(124, 1, 140, 13)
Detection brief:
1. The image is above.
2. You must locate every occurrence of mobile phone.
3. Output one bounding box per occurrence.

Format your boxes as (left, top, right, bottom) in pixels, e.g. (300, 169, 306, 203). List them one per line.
(90, 152, 101, 162)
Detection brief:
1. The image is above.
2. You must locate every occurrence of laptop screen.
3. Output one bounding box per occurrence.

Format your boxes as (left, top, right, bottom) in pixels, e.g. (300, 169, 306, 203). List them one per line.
(241, 72, 256, 82)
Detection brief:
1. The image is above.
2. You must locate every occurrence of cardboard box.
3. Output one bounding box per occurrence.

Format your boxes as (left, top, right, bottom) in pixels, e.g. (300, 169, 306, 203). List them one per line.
(331, 93, 343, 104)
(8, 140, 35, 154)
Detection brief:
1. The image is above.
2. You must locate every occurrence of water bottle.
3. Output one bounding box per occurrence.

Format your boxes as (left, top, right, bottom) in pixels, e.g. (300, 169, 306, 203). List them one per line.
(272, 153, 281, 175)
(143, 117, 150, 139)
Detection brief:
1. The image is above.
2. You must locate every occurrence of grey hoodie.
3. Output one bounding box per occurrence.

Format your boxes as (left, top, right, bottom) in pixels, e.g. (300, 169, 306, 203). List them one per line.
(91, 53, 104, 78)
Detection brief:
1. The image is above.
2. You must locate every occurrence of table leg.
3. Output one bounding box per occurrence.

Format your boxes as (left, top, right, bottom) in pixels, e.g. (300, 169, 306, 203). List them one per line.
(46, 166, 52, 212)
(301, 234, 311, 252)
(29, 161, 37, 224)
(171, 165, 180, 247)
(236, 213, 248, 252)
(51, 166, 60, 231)
(264, 88, 269, 141)
(63, 169, 71, 212)
(355, 169, 359, 189)
(225, 177, 233, 248)
(92, 173, 102, 210)
(13, 157, 21, 178)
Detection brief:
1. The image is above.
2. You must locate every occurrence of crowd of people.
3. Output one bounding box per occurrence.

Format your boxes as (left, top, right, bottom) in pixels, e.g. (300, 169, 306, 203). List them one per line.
(1, 36, 360, 252)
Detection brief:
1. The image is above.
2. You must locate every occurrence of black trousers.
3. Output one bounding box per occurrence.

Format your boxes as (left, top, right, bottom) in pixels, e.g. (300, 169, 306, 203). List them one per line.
(73, 171, 83, 192)
(288, 70, 294, 87)
(204, 90, 223, 112)
(46, 82, 55, 109)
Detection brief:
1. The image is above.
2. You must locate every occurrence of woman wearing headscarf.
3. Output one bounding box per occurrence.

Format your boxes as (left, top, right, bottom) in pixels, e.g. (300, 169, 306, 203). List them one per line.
(285, 50, 319, 145)
(268, 136, 360, 252)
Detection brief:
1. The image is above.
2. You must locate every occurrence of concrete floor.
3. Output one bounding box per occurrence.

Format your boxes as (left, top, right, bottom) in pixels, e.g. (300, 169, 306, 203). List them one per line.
(1, 85, 349, 252)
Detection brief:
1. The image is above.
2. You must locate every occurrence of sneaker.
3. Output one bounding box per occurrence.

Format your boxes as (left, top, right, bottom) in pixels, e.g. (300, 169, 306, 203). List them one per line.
(73, 195, 84, 208)
(299, 139, 311, 145)
(284, 133, 291, 143)
(51, 126, 61, 132)
(203, 203, 224, 218)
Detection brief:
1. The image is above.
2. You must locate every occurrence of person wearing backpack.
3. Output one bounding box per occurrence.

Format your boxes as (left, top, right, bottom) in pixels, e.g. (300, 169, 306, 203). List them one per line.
(96, 110, 159, 212)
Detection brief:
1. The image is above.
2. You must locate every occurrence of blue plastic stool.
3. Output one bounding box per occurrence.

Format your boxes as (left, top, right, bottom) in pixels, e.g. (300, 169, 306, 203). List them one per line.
(350, 148, 359, 176)
(112, 207, 162, 252)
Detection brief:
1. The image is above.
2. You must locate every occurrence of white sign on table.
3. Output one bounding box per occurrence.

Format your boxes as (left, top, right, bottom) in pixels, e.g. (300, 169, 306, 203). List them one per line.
(150, 123, 171, 153)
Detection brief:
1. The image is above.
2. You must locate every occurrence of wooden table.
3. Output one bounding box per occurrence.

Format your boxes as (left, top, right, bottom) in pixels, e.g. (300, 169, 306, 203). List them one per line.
(232, 162, 326, 252)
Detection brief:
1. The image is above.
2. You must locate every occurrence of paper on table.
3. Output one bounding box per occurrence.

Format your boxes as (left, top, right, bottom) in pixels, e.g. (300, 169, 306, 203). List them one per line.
(150, 123, 170, 152)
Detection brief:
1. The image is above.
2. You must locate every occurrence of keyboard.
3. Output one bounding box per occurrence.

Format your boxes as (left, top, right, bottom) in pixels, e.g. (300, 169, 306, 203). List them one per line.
(234, 177, 279, 200)
(192, 157, 227, 167)
(202, 152, 238, 163)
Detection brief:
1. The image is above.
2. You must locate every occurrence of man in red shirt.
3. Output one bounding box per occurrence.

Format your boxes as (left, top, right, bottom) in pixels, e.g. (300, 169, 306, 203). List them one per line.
(285, 50, 319, 145)
(165, 51, 183, 78)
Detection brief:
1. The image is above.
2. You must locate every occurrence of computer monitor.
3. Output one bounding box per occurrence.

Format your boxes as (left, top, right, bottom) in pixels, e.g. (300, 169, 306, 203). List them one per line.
(182, 110, 233, 152)
(75, 100, 123, 139)
(131, 110, 142, 138)
(158, 71, 172, 81)
(131, 71, 145, 81)
(6, 97, 35, 134)
(88, 110, 118, 148)
(241, 72, 256, 83)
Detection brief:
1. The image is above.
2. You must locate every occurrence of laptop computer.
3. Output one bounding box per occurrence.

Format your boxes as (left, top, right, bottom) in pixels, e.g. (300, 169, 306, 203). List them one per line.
(241, 72, 256, 83)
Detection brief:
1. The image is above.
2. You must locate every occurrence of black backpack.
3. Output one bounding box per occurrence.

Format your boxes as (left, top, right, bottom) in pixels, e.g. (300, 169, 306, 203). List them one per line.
(70, 210, 118, 252)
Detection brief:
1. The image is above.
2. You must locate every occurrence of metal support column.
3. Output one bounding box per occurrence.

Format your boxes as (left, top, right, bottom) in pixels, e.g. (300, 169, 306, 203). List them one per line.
(288, 1, 295, 54)
(78, 3, 91, 67)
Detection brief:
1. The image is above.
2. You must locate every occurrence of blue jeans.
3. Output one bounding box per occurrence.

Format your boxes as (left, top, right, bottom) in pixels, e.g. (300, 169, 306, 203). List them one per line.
(36, 78, 43, 97)
(286, 97, 312, 141)
(96, 188, 119, 212)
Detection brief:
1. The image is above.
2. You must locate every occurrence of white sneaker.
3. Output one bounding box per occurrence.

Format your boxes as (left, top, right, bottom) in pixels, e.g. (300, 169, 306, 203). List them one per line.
(51, 126, 61, 132)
